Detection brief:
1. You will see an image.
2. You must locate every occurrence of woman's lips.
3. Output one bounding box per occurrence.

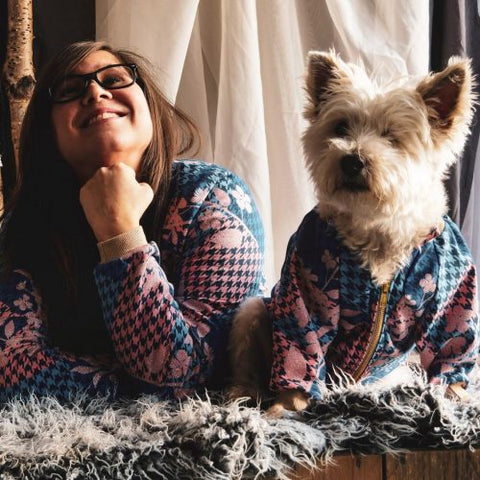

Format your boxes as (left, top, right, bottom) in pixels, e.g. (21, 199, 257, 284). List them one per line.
(80, 110, 127, 128)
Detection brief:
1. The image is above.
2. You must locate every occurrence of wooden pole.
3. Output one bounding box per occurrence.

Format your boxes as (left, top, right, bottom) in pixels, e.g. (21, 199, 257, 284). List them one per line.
(2, 0, 35, 208)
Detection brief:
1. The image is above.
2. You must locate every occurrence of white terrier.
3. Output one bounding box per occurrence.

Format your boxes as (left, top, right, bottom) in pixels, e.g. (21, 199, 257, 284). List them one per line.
(229, 52, 478, 415)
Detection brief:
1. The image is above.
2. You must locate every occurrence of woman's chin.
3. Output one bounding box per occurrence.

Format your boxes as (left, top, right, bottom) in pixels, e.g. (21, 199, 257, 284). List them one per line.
(73, 156, 142, 184)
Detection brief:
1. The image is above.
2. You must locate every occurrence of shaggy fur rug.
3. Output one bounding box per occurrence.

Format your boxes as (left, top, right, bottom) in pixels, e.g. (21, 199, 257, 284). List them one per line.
(1, 367, 479, 480)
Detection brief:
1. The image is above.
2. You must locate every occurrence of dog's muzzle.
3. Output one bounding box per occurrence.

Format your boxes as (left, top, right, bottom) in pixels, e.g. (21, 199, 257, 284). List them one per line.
(340, 154, 369, 191)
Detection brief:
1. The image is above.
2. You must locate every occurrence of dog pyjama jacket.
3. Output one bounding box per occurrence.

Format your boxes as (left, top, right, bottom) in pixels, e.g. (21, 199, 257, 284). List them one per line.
(0, 161, 265, 402)
(268, 209, 479, 399)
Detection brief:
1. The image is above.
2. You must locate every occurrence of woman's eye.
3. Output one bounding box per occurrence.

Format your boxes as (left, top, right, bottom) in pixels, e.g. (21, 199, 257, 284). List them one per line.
(60, 86, 77, 95)
(57, 80, 82, 96)
(102, 75, 123, 87)
(334, 120, 349, 137)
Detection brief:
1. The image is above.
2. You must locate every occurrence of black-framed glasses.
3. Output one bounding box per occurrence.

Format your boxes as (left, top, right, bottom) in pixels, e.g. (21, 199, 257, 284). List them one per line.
(49, 63, 139, 103)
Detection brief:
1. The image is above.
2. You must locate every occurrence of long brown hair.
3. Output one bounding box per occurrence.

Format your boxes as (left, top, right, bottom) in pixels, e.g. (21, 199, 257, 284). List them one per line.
(2, 41, 200, 352)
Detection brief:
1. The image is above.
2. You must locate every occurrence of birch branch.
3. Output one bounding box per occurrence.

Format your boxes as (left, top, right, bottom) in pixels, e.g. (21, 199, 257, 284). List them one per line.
(2, 0, 35, 170)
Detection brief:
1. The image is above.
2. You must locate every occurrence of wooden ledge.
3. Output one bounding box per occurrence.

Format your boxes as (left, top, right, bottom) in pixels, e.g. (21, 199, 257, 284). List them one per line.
(291, 448, 480, 480)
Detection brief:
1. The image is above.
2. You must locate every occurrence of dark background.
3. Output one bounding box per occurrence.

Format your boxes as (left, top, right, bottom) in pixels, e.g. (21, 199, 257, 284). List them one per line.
(32, 0, 95, 75)
(0, 0, 95, 200)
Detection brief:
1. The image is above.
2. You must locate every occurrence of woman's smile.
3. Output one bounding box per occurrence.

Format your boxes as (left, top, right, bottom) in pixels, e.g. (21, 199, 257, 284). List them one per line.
(78, 108, 127, 128)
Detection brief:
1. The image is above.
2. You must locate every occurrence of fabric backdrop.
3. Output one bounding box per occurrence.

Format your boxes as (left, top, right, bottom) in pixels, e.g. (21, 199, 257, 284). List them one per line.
(96, 0, 479, 288)
(429, 0, 480, 271)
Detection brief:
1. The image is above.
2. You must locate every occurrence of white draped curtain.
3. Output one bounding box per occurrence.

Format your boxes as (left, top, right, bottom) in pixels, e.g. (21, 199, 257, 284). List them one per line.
(95, 0, 480, 288)
(464, 145, 480, 264)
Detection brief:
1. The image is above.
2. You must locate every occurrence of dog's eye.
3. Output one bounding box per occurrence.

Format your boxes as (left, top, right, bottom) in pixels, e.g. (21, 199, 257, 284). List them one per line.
(382, 127, 399, 145)
(334, 120, 349, 137)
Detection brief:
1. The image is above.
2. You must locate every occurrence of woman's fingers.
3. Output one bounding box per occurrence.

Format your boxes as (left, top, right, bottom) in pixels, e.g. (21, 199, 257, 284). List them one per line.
(80, 163, 154, 242)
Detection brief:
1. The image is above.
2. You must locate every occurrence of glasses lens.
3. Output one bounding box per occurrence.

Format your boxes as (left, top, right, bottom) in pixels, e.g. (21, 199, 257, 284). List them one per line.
(50, 64, 136, 103)
(97, 65, 135, 89)
(51, 77, 85, 102)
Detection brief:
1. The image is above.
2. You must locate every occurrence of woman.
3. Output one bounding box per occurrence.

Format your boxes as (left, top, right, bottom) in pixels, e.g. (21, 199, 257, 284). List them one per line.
(0, 41, 265, 401)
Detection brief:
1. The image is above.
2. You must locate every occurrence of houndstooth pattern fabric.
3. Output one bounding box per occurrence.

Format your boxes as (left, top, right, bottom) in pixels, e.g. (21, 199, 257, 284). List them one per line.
(269, 209, 479, 399)
(0, 161, 265, 402)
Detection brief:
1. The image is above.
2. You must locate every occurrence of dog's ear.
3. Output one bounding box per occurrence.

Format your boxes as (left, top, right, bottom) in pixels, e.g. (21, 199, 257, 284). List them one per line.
(416, 58, 475, 146)
(304, 51, 351, 121)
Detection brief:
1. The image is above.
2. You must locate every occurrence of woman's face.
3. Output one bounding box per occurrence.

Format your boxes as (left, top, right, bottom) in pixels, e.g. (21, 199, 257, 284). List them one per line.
(51, 50, 153, 183)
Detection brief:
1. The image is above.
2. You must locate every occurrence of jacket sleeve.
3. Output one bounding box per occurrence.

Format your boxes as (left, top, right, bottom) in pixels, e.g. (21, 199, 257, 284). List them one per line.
(269, 214, 341, 400)
(93, 181, 265, 393)
(0, 270, 121, 402)
(416, 261, 479, 387)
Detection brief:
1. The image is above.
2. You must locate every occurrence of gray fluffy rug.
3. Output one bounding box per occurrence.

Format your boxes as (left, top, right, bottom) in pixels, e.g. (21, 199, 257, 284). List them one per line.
(1, 367, 480, 480)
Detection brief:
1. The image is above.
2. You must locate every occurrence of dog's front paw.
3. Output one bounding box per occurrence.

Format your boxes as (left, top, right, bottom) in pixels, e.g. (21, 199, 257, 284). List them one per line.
(266, 390, 310, 418)
(446, 382, 470, 401)
(226, 385, 261, 403)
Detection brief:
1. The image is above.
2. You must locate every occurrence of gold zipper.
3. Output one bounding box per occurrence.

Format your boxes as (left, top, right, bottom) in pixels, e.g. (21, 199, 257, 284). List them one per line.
(353, 281, 391, 381)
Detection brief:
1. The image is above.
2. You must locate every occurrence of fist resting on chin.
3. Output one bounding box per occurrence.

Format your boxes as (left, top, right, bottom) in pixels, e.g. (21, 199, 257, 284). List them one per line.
(79, 162, 154, 242)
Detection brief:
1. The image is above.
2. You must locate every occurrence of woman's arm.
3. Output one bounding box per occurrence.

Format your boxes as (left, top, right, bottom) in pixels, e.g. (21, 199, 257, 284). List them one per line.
(93, 165, 265, 393)
(0, 270, 121, 402)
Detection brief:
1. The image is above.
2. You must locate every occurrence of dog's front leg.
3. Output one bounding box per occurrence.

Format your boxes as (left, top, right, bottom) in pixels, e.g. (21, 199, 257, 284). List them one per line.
(446, 382, 470, 401)
(228, 298, 312, 415)
(227, 297, 273, 402)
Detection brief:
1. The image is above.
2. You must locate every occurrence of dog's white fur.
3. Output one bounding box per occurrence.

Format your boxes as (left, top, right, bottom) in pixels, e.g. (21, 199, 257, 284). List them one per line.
(304, 52, 474, 284)
(228, 51, 476, 414)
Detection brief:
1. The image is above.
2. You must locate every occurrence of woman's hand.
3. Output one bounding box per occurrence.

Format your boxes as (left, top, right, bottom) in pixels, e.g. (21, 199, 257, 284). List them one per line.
(80, 163, 154, 242)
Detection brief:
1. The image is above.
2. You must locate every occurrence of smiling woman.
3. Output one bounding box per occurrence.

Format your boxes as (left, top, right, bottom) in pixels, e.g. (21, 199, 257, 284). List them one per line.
(0, 41, 265, 401)
(51, 52, 153, 183)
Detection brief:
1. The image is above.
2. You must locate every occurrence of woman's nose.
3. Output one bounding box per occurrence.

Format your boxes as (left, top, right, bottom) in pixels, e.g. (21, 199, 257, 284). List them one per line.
(81, 80, 113, 104)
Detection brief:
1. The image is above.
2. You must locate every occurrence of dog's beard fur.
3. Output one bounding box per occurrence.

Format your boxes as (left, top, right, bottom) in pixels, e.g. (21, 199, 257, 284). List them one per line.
(228, 52, 476, 413)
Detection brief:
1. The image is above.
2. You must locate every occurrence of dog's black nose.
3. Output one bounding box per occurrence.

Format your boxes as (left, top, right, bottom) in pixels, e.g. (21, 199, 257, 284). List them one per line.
(341, 154, 364, 177)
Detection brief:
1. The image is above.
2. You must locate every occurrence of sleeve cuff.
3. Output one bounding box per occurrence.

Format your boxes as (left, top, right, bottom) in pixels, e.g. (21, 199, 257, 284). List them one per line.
(97, 226, 148, 263)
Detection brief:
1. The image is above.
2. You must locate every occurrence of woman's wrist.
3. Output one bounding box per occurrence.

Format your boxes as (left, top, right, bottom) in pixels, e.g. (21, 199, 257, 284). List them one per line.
(97, 226, 148, 263)
(92, 219, 141, 243)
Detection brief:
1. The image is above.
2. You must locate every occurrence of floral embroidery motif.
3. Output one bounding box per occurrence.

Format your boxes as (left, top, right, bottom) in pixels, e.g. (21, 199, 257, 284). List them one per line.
(163, 197, 190, 246)
(321, 250, 337, 271)
(213, 188, 231, 207)
(13, 294, 33, 312)
(198, 209, 225, 231)
(231, 185, 252, 213)
(191, 187, 209, 204)
(420, 274, 436, 293)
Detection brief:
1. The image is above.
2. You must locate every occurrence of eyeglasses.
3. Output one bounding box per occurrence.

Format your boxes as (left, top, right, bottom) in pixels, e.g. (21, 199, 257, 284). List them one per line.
(49, 63, 139, 103)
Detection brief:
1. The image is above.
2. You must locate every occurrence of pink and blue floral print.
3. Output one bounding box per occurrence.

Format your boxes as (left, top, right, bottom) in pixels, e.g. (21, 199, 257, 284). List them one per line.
(0, 161, 265, 401)
(267, 210, 479, 399)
